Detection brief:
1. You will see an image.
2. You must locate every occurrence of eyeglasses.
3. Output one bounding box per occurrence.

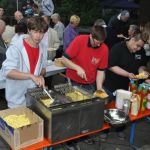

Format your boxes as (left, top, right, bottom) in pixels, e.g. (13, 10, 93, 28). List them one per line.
(90, 36, 103, 48)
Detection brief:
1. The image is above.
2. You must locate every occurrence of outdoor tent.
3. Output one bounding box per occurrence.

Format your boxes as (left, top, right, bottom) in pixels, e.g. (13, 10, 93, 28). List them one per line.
(101, 0, 139, 9)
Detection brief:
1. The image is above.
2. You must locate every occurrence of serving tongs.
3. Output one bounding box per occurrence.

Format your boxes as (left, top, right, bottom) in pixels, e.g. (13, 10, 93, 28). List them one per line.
(43, 88, 54, 102)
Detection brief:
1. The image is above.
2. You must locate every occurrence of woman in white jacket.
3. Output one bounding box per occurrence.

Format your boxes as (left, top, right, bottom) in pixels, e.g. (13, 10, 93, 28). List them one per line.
(2, 16, 48, 108)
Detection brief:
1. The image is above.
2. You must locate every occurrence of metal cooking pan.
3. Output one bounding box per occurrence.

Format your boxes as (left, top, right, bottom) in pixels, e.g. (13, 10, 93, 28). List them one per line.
(104, 109, 130, 128)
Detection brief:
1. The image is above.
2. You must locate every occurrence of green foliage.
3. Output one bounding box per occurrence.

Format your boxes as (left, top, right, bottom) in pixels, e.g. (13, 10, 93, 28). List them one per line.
(0, 0, 16, 16)
(0, 0, 8, 8)
(54, 0, 102, 26)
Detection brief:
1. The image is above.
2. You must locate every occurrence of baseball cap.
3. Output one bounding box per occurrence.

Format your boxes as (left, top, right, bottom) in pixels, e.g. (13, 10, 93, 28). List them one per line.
(94, 19, 107, 28)
(120, 10, 130, 17)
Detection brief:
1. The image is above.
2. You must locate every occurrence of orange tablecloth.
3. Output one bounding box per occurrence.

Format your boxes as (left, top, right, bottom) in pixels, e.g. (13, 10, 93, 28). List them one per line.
(21, 101, 150, 150)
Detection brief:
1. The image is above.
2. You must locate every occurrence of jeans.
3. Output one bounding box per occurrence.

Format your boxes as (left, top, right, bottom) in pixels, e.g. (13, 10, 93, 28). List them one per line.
(103, 87, 116, 101)
(70, 80, 96, 93)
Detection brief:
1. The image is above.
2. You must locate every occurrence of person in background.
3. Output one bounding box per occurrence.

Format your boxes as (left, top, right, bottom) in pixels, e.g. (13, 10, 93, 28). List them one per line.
(117, 24, 140, 40)
(0, 13, 6, 104)
(142, 22, 150, 45)
(14, 11, 25, 23)
(105, 10, 130, 48)
(51, 13, 65, 58)
(10, 22, 28, 45)
(62, 19, 108, 92)
(63, 15, 80, 51)
(42, 15, 60, 89)
(142, 22, 150, 84)
(2, 16, 15, 45)
(42, 15, 60, 60)
(2, 16, 48, 108)
(40, 0, 54, 17)
(0, 19, 6, 69)
(32, 3, 40, 16)
(0, 6, 4, 19)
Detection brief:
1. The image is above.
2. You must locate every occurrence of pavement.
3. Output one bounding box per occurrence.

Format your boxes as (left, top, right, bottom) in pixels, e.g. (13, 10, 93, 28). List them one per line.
(0, 75, 150, 150)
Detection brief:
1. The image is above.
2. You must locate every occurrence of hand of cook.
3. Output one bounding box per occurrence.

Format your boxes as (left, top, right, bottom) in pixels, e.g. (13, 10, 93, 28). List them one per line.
(77, 66, 87, 81)
(128, 71, 149, 80)
(31, 75, 45, 87)
(128, 73, 137, 79)
(135, 71, 149, 79)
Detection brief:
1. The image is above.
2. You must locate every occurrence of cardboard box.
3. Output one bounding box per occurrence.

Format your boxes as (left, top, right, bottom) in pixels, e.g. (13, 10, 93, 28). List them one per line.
(0, 107, 43, 150)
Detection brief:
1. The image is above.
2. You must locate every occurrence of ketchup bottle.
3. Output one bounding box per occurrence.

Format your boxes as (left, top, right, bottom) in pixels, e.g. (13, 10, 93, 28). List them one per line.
(140, 89, 147, 112)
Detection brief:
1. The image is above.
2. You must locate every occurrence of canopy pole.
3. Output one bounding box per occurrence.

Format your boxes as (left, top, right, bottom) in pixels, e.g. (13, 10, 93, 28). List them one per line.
(17, 0, 18, 10)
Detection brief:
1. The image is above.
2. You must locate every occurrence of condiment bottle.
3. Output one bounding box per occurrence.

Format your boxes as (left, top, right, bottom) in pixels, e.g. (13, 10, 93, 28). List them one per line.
(140, 89, 147, 112)
(147, 88, 150, 110)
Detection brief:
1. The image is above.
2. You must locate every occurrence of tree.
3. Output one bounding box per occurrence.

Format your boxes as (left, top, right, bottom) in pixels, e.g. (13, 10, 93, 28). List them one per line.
(54, 0, 102, 26)
(0, 0, 17, 16)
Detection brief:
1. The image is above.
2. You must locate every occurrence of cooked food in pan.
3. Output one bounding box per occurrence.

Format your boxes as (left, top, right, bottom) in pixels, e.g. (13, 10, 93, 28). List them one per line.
(65, 90, 89, 101)
(40, 98, 54, 107)
(94, 90, 108, 98)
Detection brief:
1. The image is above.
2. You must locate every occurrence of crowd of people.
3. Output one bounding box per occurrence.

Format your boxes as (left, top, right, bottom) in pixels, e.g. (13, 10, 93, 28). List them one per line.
(0, 3, 150, 148)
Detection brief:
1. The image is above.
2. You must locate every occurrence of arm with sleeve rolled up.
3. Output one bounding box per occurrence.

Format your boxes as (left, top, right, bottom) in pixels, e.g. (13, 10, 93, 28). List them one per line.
(109, 66, 136, 79)
(96, 70, 105, 91)
(61, 56, 87, 81)
(7, 70, 45, 87)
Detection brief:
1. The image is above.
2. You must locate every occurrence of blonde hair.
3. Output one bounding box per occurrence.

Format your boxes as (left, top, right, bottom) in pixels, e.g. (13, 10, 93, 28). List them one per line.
(70, 15, 80, 24)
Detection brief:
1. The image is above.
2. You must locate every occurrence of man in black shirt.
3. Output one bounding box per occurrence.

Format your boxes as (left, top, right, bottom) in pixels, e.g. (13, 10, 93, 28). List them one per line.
(105, 10, 130, 48)
(102, 33, 147, 141)
(104, 33, 147, 96)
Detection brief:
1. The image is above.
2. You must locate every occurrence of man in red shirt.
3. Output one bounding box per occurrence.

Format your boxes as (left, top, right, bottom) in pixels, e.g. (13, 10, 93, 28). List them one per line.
(62, 19, 108, 92)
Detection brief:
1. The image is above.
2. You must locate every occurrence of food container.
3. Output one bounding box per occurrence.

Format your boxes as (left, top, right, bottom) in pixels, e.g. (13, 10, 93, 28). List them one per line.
(123, 99, 130, 114)
(115, 89, 132, 109)
(0, 107, 43, 150)
(104, 109, 130, 128)
(54, 58, 65, 67)
(26, 86, 105, 143)
(130, 94, 140, 116)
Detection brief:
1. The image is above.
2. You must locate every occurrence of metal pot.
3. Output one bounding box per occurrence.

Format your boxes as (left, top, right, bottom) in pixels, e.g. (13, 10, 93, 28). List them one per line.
(104, 109, 130, 128)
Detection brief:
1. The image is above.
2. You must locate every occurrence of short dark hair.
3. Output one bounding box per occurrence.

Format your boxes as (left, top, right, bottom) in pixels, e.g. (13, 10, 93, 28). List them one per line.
(15, 22, 27, 34)
(129, 25, 140, 35)
(27, 16, 48, 33)
(142, 22, 150, 42)
(90, 25, 107, 42)
(132, 32, 145, 42)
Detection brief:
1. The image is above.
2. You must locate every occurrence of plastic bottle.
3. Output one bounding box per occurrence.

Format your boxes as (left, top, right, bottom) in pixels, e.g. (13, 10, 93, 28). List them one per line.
(147, 88, 150, 110)
(131, 83, 137, 94)
(146, 94, 150, 110)
(140, 89, 147, 112)
(128, 79, 134, 91)
(137, 84, 143, 96)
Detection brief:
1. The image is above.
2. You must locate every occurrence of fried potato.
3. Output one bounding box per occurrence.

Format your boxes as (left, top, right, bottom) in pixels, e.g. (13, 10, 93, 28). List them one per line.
(94, 90, 108, 98)
(41, 98, 54, 107)
(3, 114, 30, 129)
(65, 90, 89, 101)
(136, 72, 148, 79)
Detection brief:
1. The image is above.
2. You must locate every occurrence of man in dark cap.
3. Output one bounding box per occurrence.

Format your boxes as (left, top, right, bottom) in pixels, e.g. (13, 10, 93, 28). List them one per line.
(105, 10, 130, 48)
